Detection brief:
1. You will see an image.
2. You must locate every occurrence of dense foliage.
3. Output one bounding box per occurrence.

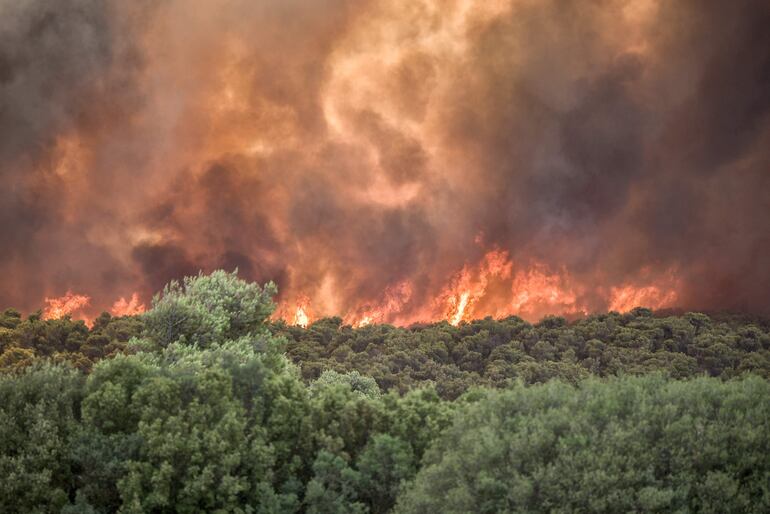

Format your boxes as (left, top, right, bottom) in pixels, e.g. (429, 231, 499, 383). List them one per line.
(3, 304, 770, 400)
(1, 271, 769, 512)
(397, 375, 770, 513)
(276, 310, 770, 399)
(0, 308, 143, 374)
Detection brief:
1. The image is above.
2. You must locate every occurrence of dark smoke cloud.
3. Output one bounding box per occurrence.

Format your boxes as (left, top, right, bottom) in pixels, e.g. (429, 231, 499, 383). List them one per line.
(1, 0, 769, 320)
(0, 0, 151, 311)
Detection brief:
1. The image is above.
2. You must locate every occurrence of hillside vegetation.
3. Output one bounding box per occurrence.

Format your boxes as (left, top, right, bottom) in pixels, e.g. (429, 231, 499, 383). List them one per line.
(1, 271, 769, 513)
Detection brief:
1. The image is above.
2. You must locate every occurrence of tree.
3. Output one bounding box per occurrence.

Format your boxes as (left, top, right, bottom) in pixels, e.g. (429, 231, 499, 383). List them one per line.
(395, 375, 770, 513)
(143, 270, 277, 348)
(313, 370, 381, 399)
(0, 363, 83, 513)
(304, 451, 366, 514)
(356, 434, 415, 514)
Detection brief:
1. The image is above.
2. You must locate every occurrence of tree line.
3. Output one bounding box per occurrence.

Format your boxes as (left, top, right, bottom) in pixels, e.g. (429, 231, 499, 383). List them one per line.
(1, 271, 769, 512)
(275, 310, 770, 399)
(4, 291, 769, 399)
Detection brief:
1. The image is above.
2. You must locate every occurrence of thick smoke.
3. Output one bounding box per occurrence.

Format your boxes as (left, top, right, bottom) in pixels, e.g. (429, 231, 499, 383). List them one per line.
(1, 0, 769, 321)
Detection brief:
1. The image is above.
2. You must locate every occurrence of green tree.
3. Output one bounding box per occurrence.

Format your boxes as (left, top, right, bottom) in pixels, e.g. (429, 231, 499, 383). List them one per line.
(0, 363, 83, 513)
(356, 434, 415, 514)
(395, 375, 770, 513)
(304, 451, 366, 514)
(313, 370, 381, 399)
(143, 270, 277, 348)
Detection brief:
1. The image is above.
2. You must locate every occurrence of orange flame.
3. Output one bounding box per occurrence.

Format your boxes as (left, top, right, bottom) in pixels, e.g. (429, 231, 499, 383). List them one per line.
(436, 252, 682, 323)
(509, 264, 583, 318)
(609, 284, 678, 312)
(294, 305, 309, 328)
(440, 249, 513, 325)
(345, 280, 413, 327)
(111, 293, 146, 317)
(290, 295, 312, 328)
(42, 292, 91, 321)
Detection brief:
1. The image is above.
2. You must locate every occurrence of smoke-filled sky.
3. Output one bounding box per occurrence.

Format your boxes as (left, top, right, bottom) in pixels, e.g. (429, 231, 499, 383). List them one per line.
(2, 0, 769, 324)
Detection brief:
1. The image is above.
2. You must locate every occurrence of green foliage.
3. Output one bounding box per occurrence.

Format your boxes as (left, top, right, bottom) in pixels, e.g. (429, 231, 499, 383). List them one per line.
(77, 336, 303, 513)
(0, 310, 145, 373)
(0, 308, 21, 330)
(143, 270, 277, 348)
(304, 451, 366, 514)
(0, 363, 83, 513)
(313, 370, 381, 399)
(1, 272, 769, 512)
(356, 435, 416, 514)
(274, 312, 770, 399)
(395, 375, 770, 514)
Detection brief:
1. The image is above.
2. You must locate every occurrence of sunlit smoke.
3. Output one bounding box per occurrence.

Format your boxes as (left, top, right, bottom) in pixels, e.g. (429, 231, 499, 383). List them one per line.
(2, 0, 769, 322)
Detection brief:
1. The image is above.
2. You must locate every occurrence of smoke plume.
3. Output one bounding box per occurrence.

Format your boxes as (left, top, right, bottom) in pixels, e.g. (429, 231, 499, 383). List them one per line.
(2, 0, 769, 324)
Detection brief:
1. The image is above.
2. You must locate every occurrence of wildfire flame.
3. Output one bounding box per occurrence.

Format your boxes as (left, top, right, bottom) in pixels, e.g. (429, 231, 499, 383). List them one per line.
(111, 293, 147, 317)
(278, 248, 680, 327)
(41, 291, 148, 326)
(42, 292, 91, 322)
(288, 295, 312, 328)
(440, 249, 513, 325)
(38, 251, 680, 329)
(609, 284, 678, 313)
(294, 306, 309, 328)
(509, 265, 583, 318)
(345, 281, 413, 327)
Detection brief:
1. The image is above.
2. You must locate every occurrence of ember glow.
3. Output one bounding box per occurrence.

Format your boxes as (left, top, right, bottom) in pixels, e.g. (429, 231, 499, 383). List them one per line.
(2, 0, 770, 323)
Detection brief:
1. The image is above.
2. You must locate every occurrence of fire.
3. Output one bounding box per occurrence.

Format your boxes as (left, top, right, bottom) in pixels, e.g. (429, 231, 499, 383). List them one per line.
(345, 281, 413, 327)
(609, 284, 678, 313)
(436, 250, 591, 325)
(294, 305, 309, 328)
(509, 265, 583, 318)
(42, 292, 91, 321)
(270, 249, 681, 327)
(288, 295, 313, 328)
(448, 290, 471, 326)
(111, 293, 146, 317)
(440, 249, 513, 325)
(37, 251, 681, 330)
(272, 295, 313, 328)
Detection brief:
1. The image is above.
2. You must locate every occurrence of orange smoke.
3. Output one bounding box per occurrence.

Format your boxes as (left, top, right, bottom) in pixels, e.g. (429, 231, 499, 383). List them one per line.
(8, 0, 765, 324)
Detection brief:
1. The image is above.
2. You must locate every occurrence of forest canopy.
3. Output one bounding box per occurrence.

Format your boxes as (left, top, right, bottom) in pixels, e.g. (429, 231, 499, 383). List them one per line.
(1, 271, 769, 513)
